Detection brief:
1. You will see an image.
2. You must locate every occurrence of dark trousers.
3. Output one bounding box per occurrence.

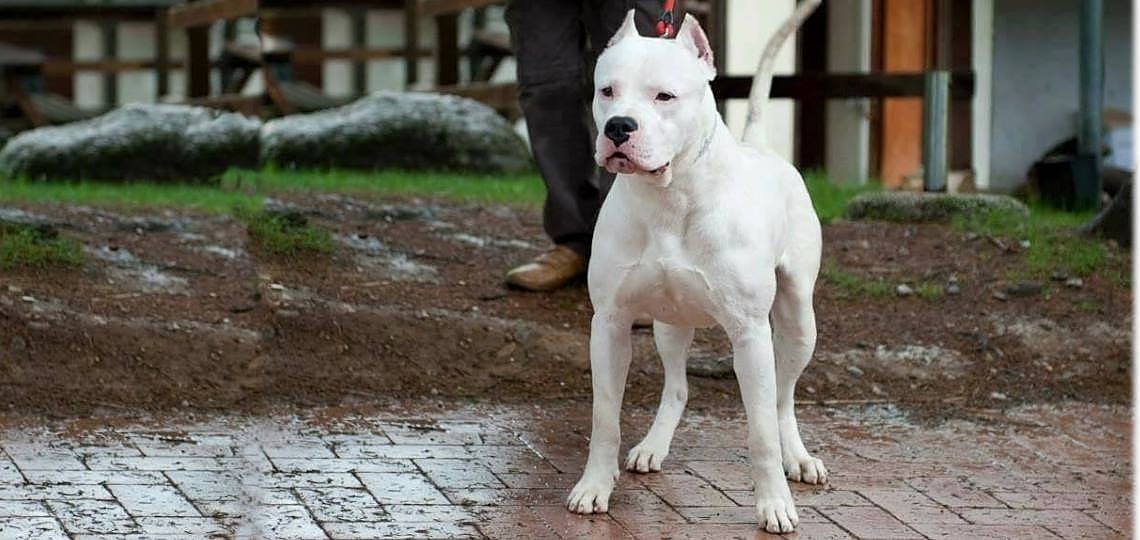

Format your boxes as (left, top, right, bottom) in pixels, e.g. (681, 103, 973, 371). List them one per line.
(505, 0, 669, 257)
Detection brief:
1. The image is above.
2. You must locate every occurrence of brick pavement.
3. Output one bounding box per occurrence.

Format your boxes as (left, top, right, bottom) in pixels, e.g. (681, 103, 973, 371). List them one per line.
(0, 401, 1129, 539)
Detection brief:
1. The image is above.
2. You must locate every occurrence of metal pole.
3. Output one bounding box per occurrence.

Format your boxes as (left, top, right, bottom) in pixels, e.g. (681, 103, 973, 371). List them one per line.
(1078, 0, 1104, 205)
(922, 70, 949, 191)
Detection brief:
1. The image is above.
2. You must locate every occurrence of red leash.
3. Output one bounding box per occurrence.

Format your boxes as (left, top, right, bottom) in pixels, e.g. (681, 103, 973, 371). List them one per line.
(655, 0, 677, 37)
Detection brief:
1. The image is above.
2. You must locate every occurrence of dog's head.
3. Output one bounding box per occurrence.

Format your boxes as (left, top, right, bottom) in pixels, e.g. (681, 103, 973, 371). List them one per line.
(593, 11, 716, 186)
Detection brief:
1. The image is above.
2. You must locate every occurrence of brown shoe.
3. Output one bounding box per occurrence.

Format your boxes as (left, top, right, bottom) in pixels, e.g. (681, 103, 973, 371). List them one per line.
(505, 245, 585, 292)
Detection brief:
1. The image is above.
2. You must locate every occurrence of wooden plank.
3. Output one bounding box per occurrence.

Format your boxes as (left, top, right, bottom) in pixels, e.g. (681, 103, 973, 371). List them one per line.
(948, 0, 972, 170)
(42, 59, 187, 76)
(182, 93, 263, 115)
(795, 0, 828, 170)
(186, 25, 211, 98)
(167, 0, 257, 29)
(100, 20, 117, 107)
(404, 0, 419, 86)
(291, 47, 432, 63)
(434, 80, 518, 116)
(155, 7, 170, 97)
(419, 0, 500, 17)
(710, 72, 975, 100)
(350, 7, 367, 96)
(7, 77, 48, 127)
(0, 42, 46, 68)
(879, 0, 928, 188)
(435, 13, 459, 86)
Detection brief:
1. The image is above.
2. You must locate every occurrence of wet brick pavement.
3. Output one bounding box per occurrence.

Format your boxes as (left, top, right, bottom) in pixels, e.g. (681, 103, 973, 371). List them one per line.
(0, 401, 1129, 539)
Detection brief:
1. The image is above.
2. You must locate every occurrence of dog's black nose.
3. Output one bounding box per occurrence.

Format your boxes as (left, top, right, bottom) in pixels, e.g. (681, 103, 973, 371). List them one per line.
(604, 116, 638, 145)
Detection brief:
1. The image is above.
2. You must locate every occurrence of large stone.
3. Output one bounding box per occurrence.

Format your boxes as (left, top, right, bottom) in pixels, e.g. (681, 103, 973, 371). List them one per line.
(844, 191, 1029, 223)
(0, 104, 261, 181)
(260, 91, 532, 174)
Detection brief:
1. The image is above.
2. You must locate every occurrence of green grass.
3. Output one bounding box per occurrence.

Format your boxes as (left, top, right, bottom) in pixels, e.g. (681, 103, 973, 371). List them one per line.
(1, 168, 865, 217)
(0, 178, 259, 215)
(238, 208, 333, 257)
(951, 204, 1109, 278)
(0, 170, 546, 214)
(0, 224, 84, 270)
(802, 170, 880, 223)
(914, 282, 944, 300)
(222, 169, 546, 206)
(821, 262, 893, 299)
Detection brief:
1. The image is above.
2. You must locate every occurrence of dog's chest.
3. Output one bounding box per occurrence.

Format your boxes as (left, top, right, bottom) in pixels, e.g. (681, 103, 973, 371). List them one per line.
(616, 235, 719, 328)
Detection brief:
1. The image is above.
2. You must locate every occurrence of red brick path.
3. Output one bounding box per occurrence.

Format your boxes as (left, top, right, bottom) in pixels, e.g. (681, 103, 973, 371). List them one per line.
(0, 401, 1130, 539)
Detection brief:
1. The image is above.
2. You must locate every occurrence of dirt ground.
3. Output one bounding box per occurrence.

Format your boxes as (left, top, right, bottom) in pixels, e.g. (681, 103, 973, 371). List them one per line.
(0, 194, 1130, 421)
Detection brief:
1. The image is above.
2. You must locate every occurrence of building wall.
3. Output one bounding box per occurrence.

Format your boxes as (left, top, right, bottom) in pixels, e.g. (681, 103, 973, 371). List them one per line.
(825, 0, 872, 184)
(988, 0, 1133, 192)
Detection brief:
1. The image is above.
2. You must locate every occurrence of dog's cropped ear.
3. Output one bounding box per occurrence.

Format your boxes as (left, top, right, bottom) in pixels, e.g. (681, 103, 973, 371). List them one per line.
(607, 9, 640, 47)
(677, 14, 716, 80)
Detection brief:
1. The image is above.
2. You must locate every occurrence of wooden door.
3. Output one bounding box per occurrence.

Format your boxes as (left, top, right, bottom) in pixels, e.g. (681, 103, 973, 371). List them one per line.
(878, 0, 929, 188)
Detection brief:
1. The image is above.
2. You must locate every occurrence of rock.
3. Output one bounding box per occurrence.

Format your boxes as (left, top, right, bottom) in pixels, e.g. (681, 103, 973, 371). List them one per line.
(992, 291, 1008, 301)
(0, 104, 261, 181)
(844, 191, 1029, 223)
(9, 336, 26, 352)
(1051, 270, 1070, 281)
(946, 284, 961, 295)
(687, 353, 735, 379)
(989, 391, 1008, 400)
(896, 284, 914, 296)
(1065, 277, 1084, 289)
(260, 91, 532, 174)
(1005, 282, 1044, 297)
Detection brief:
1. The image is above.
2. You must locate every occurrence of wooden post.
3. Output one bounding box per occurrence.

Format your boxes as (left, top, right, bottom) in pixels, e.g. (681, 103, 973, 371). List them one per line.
(435, 13, 459, 86)
(155, 7, 170, 99)
(187, 25, 210, 98)
(795, 0, 828, 170)
(101, 20, 117, 107)
(404, 0, 419, 87)
(351, 7, 367, 96)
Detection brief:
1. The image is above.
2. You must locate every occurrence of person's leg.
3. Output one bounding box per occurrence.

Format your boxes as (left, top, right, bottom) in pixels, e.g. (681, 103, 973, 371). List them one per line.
(580, 0, 682, 229)
(505, 0, 597, 258)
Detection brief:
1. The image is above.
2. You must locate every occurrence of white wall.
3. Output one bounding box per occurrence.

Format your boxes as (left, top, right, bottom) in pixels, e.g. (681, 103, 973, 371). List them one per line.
(724, 0, 797, 163)
(73, 19, 234, 107)
(988, 0, 1133, 192)
(824, 0, 872, 184)
(972, 0, 994, 191)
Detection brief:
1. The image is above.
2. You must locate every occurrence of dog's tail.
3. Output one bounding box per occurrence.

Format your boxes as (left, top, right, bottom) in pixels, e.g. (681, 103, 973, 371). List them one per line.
(740, 0, 822, 150)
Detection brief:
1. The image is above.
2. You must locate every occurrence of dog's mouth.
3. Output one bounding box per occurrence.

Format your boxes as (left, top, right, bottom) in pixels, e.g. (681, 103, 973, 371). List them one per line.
(604, 152, 669, 176)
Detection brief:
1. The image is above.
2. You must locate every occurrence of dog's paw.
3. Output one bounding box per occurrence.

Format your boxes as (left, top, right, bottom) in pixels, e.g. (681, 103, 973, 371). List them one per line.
(567, 475, 615, 514)
(755, 496, 799, 534)
(784, 455, 828, 485)
(625, 442, 668, 473)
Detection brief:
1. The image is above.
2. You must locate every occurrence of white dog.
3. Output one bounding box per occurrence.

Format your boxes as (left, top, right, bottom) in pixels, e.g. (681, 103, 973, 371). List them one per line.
(567, 2, 825, 533)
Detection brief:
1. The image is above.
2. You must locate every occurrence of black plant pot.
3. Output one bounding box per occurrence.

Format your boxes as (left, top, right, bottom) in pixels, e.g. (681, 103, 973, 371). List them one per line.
(1033, 153, 1101, 211)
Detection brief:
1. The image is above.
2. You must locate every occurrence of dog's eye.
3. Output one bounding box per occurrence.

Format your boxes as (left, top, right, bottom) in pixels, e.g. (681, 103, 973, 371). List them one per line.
(656, 92, 676, 101)
(600, 86, 614, 98)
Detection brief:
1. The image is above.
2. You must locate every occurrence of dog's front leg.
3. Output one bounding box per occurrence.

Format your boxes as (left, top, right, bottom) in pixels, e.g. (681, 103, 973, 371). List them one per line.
(568, 310, 633, 514)
(732, 322, 798, 533)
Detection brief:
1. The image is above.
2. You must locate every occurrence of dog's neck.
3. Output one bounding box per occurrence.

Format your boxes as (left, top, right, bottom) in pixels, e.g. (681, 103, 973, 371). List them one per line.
(663, 87, 731, 186)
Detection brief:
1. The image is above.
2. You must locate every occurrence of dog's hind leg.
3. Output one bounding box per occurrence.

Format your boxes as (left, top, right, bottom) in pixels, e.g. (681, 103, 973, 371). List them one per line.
(626, 321, 694, 473)
(771, 264, 828, 485)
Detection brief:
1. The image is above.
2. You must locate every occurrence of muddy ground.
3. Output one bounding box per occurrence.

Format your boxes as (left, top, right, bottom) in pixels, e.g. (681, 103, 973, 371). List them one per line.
(0, 194, 1130, 421)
